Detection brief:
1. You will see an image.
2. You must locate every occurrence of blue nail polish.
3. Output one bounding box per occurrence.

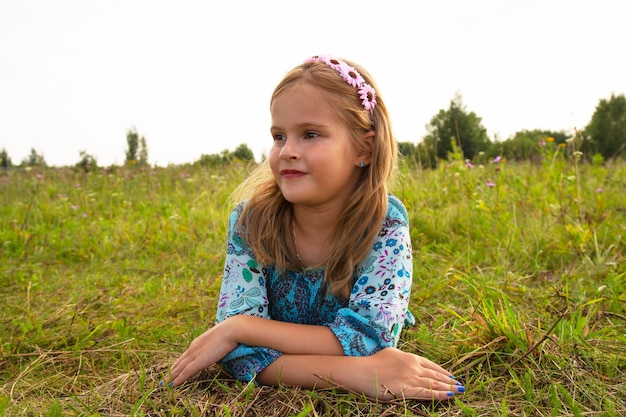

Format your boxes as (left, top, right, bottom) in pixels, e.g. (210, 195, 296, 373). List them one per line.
(457, 386, 466, 393)
(456, 381, 463, 387)
(158, 381, 164, 387)
(168, 381, 174, 388)
(447, 391, 455, 397)
(450, 374, 457, 379)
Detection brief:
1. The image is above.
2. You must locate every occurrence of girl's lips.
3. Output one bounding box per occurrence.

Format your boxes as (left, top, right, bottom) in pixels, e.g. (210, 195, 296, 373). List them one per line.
(280, 169, 305, 178)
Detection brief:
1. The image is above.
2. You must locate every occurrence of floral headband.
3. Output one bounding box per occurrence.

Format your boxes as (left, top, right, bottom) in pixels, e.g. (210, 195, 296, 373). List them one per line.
(304, 55, 377, 116)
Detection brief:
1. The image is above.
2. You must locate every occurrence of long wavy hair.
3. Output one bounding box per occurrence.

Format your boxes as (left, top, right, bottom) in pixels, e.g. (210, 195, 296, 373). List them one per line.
(230, 58, 398, 299)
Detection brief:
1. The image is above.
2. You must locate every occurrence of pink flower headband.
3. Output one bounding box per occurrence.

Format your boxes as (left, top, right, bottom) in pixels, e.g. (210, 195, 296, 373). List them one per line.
(304, 55, 377, 116)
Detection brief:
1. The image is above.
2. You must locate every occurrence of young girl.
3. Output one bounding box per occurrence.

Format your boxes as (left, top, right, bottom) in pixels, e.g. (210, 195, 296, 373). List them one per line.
(165, 55, 465, 400)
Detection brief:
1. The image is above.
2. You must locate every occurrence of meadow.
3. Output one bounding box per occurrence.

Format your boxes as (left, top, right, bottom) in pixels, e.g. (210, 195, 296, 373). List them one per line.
(1, 149, 625, 416)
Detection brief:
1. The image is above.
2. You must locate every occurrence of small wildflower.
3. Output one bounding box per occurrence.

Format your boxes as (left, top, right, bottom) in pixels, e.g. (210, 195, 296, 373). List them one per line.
(486, 180, 496, 187)
(571, 151, 583, 162)
(71, 205, 79, 210)
(465, 160, 473, 168)
(596, 188, 603, 193)
(493, 156, 502, 164)
(546, 137, 554, 143)
(36, 174, 43, 180)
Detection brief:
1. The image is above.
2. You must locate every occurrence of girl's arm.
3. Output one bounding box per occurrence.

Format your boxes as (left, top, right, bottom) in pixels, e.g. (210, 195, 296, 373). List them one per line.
(166, 315, 343, 387)
(235, 315, 344, 355)
(166, 316, 462, 400)
(257, 348, 461, 401)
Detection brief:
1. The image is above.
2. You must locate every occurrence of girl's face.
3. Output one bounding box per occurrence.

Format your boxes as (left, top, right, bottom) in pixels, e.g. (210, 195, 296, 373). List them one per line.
(269, 83, 365, 210)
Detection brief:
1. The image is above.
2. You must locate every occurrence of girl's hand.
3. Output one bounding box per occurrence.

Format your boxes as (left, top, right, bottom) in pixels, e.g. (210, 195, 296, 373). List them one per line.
(164, 318, 239, 387)
(359, 347, 464, 401)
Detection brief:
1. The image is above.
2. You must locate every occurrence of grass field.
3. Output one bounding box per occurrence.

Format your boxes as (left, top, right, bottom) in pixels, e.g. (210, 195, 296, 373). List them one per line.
(1, 152, 625, 416)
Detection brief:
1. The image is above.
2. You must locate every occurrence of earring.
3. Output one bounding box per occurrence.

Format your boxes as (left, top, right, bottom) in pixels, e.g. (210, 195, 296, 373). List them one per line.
(359, 162, 365, 167)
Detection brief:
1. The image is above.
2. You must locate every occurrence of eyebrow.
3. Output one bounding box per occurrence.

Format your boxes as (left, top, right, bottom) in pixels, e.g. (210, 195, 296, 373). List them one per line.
(270, 122, 328, 131)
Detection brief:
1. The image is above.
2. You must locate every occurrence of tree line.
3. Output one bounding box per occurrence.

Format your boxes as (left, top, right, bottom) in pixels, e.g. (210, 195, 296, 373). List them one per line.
(399, 92, 625, 168)
(2, 93, 624, 170)
(0, 127, 255, 171)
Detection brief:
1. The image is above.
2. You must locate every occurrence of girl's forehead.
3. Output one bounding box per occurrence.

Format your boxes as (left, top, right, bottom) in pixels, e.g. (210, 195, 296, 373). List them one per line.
(270, 85, 344, 128)
(272, 83, 332, 110)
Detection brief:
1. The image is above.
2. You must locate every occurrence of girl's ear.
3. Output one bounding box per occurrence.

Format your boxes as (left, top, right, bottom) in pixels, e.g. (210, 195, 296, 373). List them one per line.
(356, 130, 375, 167)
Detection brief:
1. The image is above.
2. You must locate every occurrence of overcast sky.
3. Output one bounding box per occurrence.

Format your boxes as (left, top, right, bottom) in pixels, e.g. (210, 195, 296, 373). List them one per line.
(1, 0, 624, 166)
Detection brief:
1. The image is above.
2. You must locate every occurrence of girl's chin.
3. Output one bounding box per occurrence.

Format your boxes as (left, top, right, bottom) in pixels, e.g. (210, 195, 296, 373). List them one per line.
(280, 192, 305, 203)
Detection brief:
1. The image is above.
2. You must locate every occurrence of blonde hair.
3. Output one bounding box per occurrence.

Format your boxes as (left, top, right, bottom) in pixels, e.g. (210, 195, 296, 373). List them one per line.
(231, 58, 397, 299)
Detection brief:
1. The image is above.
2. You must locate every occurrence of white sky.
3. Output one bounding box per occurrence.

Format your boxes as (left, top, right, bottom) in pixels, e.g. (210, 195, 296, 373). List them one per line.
(1, 0, 624, 166)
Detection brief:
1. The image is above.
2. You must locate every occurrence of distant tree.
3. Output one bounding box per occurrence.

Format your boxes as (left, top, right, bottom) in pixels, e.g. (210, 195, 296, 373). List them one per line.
(231, 143, 255, 162)
(75, 151, 98, 172)
(125, 127, 149, 165)
(398, 141, 432, 167)
(125, 128, 139, 164)
(583, 93, 626, 160)
(423, 93, 491, 161)
(21, 148, 46, 167)
(414, 141, 437, 169)
(0, 148, 12, 169)
(497, 129, 568, 162)
(196, 153, 225, 167)
(139, 136, 148, 165)
(196, 144, 256, 167)
(221, 149, 232, 163)
(397, 142, 416, 159)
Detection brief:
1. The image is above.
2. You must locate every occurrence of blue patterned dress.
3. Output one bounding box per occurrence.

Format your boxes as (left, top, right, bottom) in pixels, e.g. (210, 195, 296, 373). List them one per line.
(217, 195, 415, 382)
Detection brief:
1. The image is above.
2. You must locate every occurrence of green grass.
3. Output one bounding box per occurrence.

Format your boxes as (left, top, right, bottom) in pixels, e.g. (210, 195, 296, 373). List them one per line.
(1, 156, 625, 416)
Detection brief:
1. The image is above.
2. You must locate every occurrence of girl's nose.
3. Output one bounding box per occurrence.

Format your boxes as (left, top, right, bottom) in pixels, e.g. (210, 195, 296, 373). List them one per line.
(279, 137, 299, 160)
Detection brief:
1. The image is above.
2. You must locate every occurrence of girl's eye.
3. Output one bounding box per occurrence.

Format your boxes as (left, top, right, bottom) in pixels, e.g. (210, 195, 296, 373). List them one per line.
(273, 133, 286, 141)
(305, 131, 320, 139)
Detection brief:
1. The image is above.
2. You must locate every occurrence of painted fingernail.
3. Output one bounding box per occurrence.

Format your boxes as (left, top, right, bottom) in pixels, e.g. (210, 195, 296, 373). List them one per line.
(456, 381, 463, 387)
(457, 386, 466, 393)
(450, 374, 457, 379)
(158, 381, 164, 387)
(447, 391, 455, 397)
(168, 381, 174, 388)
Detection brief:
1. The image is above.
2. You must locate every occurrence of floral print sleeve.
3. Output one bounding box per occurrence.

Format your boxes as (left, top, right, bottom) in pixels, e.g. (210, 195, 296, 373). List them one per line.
(327, 195, 415, 356)
(216, 205, 282, 382)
